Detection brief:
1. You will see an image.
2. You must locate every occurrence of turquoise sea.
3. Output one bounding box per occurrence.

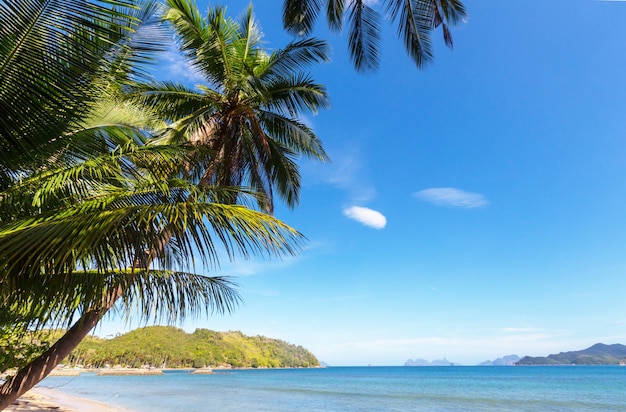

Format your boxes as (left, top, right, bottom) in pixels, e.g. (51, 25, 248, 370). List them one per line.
(40, 366, 626, 411)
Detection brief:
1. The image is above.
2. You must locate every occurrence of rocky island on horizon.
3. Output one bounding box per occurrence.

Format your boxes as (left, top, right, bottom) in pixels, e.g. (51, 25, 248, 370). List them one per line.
(404, 358, 459, 367)
(403, 355, 521, 367)
(403, 343, 626, 367)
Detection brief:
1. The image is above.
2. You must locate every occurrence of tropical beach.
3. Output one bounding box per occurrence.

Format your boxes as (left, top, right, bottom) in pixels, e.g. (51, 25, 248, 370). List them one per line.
(9, 388, 129, 412)
(10, 366, 626, 412)
(4, 0, 626, 410)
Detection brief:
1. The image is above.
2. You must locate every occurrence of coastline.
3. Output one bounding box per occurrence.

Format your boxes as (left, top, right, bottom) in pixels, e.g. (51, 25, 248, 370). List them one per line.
(6, 365, 326, 411)
(8, 387, 132, 412)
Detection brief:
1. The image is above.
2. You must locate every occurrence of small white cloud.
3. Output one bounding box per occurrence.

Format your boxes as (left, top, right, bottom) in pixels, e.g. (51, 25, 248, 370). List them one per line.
(414, 187, 489, 209)
(343, 206, 387, 229)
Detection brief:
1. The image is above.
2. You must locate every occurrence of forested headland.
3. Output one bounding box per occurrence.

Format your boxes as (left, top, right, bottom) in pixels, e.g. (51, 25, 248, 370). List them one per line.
(516, 343, 626, 365)
(53, 326, 319, 369)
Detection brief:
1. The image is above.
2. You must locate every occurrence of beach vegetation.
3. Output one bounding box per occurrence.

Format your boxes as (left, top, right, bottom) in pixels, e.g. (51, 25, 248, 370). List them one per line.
(0, 0, 325, 407)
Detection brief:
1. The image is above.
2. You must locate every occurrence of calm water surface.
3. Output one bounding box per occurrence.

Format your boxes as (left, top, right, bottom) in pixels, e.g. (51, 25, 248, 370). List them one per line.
(39, 366, 626, 411)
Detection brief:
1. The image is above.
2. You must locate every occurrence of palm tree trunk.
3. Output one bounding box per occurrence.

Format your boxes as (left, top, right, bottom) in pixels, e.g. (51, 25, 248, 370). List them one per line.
(0, 288, 122, 410)
(0, 235, 170, 409)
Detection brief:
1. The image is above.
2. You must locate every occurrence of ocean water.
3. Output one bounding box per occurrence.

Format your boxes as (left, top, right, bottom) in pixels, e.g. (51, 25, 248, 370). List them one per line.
(39, 366, 626, 411)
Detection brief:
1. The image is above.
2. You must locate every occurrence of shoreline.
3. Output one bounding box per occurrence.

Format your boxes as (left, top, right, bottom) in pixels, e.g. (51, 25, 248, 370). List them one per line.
(8, 387, 132, 412)
(7, 366, 327, 411)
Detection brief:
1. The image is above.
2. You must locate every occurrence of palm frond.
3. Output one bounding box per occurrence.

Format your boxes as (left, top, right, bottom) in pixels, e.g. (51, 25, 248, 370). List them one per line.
(348, 0, 381, 72)
(0, 191, 304, 276)
(237, 4, 263, 64)
(164, 0, 208, 56)
(3, 269, 241, 330)
(0, 0, 143, 170)
(434, 0, 467, 25)
(280, 0, 467, 72)
(117, 270, 241, 323)
(261, 38, 330, 81)
(200, 6, 240, 87)
(258, 111, 329, 162)
(265, 142, 301, 209)
(127, 81, 210, 123)
(101, 0, 169, 85)
(262, 74, 330, 117)
(283, 0, 323, 36)
(326, 0, 344, 32)
(386, 0, 433, 68)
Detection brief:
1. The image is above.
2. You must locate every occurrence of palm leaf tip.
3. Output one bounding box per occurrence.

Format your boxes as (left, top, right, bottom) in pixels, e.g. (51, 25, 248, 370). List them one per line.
(120, 271, 242, 323)
(348, 1, 381, 72)
(326, 0, 345, 32)
(283, 0, 323, 36)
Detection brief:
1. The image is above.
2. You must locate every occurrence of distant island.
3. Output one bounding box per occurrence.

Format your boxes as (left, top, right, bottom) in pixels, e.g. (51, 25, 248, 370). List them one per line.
(404, 358, 459, 366)
(478, 355, 520, 366)
(57, 326, 319, 369)
(516, 343, 626, 365)
(404, 355, 520, 367)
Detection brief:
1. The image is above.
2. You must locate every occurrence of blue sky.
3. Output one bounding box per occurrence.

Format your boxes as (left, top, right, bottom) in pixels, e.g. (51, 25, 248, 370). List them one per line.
(99, 0, 626, 365)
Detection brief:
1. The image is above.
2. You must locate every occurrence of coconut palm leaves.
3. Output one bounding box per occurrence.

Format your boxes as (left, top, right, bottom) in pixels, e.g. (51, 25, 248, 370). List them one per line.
(282, 0, 468, 71)
(0, 141, 303, 328)
(0, 0, 166, 178)
(1, 1, 326, 402)
(130, 2, 330, 213)
(1, 0, 308, 367)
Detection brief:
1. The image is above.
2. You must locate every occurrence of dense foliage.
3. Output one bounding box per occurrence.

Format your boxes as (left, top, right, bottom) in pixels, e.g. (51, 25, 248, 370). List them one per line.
(0, 326, 51, 374)
(61, 326, 319, 369)
(0, 1, 318, 403)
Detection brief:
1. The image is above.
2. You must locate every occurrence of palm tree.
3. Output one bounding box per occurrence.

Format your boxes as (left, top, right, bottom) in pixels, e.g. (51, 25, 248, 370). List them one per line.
(129, 1, 330, 214)
(0, 1, 306, 406)
(0, 138, 304, 407)
(282, 0, 468, 72)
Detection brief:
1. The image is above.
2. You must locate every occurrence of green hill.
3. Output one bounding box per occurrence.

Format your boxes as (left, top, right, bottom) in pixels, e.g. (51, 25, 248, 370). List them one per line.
(62, 326, 319, 369)
(516, 343, 626, 365)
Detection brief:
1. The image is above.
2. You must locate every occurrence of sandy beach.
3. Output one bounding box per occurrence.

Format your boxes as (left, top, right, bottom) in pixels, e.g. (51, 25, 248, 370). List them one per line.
(7, 387, 131, 412)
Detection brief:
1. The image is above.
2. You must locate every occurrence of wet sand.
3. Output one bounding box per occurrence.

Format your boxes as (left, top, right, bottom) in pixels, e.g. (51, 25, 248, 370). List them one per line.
(7, 387, 131, 411)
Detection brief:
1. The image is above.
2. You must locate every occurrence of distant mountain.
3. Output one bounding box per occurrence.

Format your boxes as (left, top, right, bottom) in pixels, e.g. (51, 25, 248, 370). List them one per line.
(478, 355, 520, 366)
(405, 358, 458, 366)
(516, 343, 626, 365)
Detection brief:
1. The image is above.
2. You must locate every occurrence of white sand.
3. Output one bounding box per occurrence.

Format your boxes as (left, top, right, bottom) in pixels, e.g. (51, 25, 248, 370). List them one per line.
(7, 387, 132, 411)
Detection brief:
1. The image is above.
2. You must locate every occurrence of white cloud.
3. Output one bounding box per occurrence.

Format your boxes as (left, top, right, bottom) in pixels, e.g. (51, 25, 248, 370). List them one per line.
(414, 187, 489, 209)
(343, 206, 387, 229)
